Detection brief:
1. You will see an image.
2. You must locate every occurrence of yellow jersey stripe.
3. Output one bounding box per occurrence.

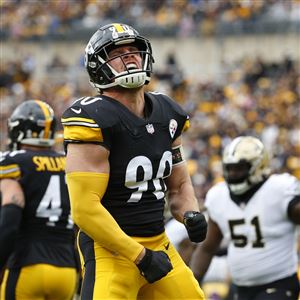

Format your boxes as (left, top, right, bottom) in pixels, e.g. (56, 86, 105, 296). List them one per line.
(0, 164, 21, 179)
(62, 121, 99, 128)
(63, 125, 103, 142)
(61, 117, 97, 124)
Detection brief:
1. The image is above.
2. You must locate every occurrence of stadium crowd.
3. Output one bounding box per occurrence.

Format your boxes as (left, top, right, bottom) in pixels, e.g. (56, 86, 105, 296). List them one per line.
(1, 0, 299, 40)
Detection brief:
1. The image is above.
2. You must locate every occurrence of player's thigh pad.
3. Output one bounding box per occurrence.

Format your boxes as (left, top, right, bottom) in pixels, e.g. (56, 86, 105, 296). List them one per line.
(0, 264, 77, 300)
(81, 244, 143, 300)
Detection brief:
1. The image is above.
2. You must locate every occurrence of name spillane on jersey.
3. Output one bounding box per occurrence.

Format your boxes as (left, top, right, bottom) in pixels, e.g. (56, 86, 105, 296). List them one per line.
(61, 92, 190, 237)
(0, 149, 76, 268)
(205, 173, 300, 286)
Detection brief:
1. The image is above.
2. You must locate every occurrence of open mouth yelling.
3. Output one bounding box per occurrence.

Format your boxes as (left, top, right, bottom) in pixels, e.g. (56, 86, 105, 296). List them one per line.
(126, 63, 138, 70)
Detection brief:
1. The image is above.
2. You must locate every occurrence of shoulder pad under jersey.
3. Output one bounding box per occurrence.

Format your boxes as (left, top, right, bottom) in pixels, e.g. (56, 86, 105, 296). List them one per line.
(269, 173, 300, 200)
(0, 150, 26, 179)
(61, 96, 119, 147)
(148, 92, 190, 133)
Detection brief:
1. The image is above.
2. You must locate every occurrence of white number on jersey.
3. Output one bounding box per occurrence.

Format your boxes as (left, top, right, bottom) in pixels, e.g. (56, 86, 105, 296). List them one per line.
(125, 151, 172, 203)
(36, 175, 73, 228)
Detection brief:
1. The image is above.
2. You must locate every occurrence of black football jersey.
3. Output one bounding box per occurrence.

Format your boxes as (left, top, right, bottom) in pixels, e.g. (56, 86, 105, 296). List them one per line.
(0, 149, 77, 268)
(62, 92, 190, 236)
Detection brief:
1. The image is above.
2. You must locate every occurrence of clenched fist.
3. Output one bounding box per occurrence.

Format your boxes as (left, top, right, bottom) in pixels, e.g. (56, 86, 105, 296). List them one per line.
(183, 211, 207, 243)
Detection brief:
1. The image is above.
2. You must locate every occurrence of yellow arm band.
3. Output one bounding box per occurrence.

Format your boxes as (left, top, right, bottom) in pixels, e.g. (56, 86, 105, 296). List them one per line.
(66, 172, 144, 262)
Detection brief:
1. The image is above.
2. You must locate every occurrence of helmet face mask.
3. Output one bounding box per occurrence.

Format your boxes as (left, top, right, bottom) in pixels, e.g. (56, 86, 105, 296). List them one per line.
(85, 23, 154, 92)
(222, 136, 271, 195)
(8, 100, 57, 151)
(224, 161, 251, 184)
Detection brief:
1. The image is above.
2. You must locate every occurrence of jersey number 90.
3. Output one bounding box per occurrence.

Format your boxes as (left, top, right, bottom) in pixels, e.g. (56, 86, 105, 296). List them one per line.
(125, 151, 172, 203)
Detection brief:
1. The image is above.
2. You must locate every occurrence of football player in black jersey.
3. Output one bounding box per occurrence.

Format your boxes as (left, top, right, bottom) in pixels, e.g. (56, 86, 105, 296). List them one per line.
(0, 100, 78, 299)
(61, 23, 207, 300)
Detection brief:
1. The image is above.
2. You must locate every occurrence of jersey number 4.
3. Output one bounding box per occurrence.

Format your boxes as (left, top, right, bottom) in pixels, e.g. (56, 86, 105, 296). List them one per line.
(36, 175, 73, 228)
(229, 216, 265, 248)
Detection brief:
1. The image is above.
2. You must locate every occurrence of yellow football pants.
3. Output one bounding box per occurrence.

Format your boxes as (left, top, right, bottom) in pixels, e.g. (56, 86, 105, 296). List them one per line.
(0, 264, 77, 300)
(78, 231, 205, 300)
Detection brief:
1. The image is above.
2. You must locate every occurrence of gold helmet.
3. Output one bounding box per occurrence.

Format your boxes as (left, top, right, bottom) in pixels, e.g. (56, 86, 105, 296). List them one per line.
(222, 136, 271, 195)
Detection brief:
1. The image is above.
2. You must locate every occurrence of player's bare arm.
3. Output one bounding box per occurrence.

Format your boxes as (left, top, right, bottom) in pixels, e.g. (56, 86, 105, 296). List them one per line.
(166, 136, 199, 222)
(65, 143, 110, 174)
(289, 200, 300, 225)
(0, 179, 25, 208)
(190, 218, 223, 282)
(166, 136, 207, 243)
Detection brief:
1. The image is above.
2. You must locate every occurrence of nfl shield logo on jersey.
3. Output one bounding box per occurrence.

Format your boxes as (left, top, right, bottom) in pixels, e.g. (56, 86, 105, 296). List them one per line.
(146, 123, 155, 134)
(169, 119, 178, 138)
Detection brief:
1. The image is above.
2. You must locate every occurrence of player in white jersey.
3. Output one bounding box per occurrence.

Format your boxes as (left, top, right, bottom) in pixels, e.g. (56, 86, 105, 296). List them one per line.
(190, 136, 300, 300)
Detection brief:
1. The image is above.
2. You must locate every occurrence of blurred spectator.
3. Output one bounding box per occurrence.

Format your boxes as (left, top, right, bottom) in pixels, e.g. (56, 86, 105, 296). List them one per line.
(47, 55, 68, 71)
(0, 0, 299, 40)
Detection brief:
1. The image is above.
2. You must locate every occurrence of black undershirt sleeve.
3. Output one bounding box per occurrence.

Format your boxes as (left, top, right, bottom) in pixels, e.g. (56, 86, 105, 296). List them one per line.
(287, 195, 300, 223)
(0, 204, 23, 271)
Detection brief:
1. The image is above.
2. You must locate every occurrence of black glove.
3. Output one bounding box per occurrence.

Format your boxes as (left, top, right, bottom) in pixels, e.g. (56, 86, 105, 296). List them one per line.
(183, 211, 207, 243)
(137, 248, 173, 283)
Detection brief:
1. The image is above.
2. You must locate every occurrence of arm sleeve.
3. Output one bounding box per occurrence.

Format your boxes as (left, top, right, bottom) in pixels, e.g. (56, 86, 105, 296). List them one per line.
(0, 204, 23, 270)
(66, 172, 144, 262)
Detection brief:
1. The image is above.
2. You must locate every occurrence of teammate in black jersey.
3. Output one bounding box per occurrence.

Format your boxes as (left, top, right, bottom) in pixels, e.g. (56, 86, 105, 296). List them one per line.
(0, 100, 78, 300)
(62, 23, 207, 300)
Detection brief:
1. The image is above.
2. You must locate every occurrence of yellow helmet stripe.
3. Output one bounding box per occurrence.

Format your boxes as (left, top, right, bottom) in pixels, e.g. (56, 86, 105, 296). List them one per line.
(113, 23, 124, 33)
(35, 100, 51, 138)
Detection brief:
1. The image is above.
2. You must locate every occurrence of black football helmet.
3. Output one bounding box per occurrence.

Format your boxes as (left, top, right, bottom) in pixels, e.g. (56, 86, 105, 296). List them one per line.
(8, 100, 57, 150)
(222, 136, 271, 195)
(85, 23, 154, 92)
